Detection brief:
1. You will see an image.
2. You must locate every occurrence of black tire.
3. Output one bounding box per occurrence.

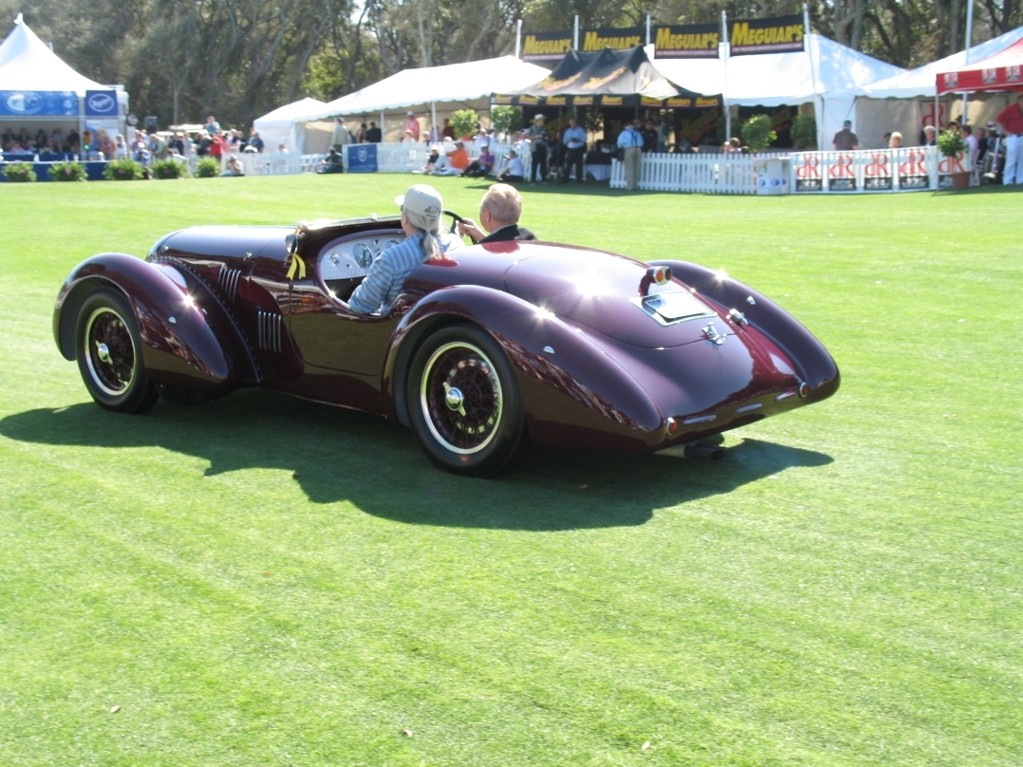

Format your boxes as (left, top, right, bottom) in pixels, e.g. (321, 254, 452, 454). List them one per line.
(407, 324, 524, 476)
(75, 289, 158, 413)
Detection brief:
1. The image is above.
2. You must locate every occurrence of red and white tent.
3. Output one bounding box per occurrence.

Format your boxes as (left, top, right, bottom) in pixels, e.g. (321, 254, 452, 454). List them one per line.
(936, 36, 1023, 95)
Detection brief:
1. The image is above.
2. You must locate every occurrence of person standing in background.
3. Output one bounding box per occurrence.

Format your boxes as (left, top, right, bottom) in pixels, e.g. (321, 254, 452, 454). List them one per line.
(616, 118, 644, 191)
(526, 114, 549, 184)
(561, 117, 586, 184)
(996, 93, 1023, 184)
(404, 112, 421, 143)
(833, 119, 859, 150)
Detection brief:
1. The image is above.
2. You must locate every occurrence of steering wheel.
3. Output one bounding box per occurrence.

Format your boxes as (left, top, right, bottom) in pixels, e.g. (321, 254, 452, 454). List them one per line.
(444, 210, 466, 235)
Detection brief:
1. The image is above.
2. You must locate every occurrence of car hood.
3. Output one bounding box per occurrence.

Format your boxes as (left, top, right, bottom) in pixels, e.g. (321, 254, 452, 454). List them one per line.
(497, 243, 725, 349)
(151, 225, 294, 262)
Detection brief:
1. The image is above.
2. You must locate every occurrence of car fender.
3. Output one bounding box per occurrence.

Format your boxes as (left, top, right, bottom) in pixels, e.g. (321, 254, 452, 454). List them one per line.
(53, 253, 251, 391)
(386, 284, 666, 446)
(652, 260, 840, 401)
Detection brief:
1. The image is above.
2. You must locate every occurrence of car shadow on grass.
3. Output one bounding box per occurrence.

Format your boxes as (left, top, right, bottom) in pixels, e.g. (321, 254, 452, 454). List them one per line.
(3, 389, 832, 531)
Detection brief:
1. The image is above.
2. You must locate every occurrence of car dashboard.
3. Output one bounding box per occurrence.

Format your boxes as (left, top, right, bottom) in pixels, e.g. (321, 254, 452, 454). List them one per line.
(317, 229, 403, 302)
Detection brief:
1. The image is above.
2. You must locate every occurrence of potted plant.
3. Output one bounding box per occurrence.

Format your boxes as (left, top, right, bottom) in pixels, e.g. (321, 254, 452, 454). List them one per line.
(490, 105, 518, 140)
(3, 161, 37, 182)
(103, 158, 146, 181)
(449, 108, 479, 142)
(195, 157, 220, 177)
(740, 114, 777, 153)
(791, 113, 817, 150)
(49, 160, 87, 181)
(936, 127, 969, 189)
(937, 127, 966, 157)
(152, 158, 188, 179)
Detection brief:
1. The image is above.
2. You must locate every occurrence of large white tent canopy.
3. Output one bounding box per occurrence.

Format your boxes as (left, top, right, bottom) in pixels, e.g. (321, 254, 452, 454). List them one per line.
(308, 56, 550, 120)
(863, 26, 1023, 99)
(0, 15, 110, 92)
(856, 26, 1023, 148)
(252, 96, 326, 153)
(654, 33, 905, 148)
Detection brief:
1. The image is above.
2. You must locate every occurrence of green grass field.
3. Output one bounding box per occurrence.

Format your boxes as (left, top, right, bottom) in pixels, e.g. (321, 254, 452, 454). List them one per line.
(1, 175, 1020, 767)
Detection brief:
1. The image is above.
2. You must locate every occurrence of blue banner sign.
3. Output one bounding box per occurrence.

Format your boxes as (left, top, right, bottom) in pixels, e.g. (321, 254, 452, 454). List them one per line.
(85, 90, 118, 117)
(0, 90, 79, 116)
(346, 143, 378, 173)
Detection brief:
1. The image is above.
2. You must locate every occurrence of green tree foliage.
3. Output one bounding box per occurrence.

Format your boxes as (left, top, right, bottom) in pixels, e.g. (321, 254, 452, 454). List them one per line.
(1, 0, 1019, 130)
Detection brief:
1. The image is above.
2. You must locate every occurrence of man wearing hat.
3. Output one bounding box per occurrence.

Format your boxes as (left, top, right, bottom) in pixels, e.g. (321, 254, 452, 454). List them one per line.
(525, 113, 550, 184)
(832, 119, 859, 151)
(330, 117, 351, 170)
(349, 184, 457, 315)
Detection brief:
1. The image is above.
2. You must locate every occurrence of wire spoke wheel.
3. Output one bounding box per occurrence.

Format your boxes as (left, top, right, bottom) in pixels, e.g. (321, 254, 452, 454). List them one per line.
(75, 290, 157, 413)
(84, 307, 137, 397)
(408, 325, 523, 476)
(421, 341, 503, 454)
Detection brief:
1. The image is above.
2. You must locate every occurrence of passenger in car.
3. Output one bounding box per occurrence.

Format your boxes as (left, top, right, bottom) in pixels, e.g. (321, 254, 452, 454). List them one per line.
(348, 184, 457, 315)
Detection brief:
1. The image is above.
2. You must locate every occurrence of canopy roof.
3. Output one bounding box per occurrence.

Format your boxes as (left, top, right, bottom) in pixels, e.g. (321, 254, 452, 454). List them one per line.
(936, 35, 1023, 94)
(501, 46, 715, 107)
(864, 26, 1023, 99)
(0, 16, 109, 92)
(654, 33, 904, 107)
(253, 97, 327, 129)
(306, 56, 550, 120)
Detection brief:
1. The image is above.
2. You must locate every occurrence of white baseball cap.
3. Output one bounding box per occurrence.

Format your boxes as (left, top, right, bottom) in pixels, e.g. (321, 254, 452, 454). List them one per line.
(396, 184, 443, 234)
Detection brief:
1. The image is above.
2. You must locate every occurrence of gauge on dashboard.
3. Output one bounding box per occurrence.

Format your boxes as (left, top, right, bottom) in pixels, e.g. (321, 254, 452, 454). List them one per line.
(353, 244, 374, 269)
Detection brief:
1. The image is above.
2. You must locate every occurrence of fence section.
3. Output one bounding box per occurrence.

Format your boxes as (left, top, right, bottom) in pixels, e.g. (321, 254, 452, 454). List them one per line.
(225, 144, 973, 196)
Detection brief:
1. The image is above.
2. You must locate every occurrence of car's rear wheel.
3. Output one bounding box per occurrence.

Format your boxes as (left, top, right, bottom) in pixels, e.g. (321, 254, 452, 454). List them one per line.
(407, 324, 524, 476)
(76, 289, 158, 413)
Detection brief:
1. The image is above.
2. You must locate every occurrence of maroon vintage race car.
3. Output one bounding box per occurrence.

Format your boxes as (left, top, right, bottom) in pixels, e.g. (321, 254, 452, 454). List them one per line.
(53, 213, 839, 476)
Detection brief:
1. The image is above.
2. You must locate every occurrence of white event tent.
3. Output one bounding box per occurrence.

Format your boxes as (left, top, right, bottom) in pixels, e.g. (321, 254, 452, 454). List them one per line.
(653, 33, 906, 150)
(251, 96, 326, 154)
(858, 26, 1023, 144)
(294, 55, 551, 150)
(0, 15, 126, 151)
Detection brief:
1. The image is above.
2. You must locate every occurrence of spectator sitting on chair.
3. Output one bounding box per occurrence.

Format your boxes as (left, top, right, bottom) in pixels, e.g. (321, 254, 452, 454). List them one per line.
(463, 145, 495, 178)
(317, 148, 344, 174)
(219, 156, 244, 176)
(495, 149, 525, 183)
(432, 140, 469, 176)
(413, 145, 440, 174)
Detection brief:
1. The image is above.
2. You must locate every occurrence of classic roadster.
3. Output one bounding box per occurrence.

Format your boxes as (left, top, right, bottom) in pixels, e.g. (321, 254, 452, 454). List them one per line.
(53, 213, 839, 476)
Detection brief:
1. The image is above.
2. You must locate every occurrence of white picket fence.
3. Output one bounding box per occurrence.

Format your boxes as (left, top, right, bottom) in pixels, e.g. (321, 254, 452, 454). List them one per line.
(223, 143, 972, 196)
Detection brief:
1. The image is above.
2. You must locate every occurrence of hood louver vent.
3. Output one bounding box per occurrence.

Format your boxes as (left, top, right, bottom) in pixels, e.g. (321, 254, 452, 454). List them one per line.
(258, 310, 283, 353)
(219, 267, 242, 302)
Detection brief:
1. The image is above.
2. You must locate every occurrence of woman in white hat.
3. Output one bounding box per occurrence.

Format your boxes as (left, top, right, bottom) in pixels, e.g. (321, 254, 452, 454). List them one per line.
(349, 184, 455, 314)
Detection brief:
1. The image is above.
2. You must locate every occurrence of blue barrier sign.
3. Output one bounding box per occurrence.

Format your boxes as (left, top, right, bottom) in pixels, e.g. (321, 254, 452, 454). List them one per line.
(346, 143, 378, 173)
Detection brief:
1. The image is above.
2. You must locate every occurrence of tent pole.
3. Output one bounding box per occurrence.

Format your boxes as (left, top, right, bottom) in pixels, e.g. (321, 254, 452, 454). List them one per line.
(960, 0, 975, 124)
(721, 10, 731, 141)
(803, 6, 824, 149)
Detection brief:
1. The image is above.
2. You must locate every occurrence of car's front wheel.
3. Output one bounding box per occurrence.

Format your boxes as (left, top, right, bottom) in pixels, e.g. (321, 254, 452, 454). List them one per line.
(76, 289, 158, 413)
(407, 324, 524, 476)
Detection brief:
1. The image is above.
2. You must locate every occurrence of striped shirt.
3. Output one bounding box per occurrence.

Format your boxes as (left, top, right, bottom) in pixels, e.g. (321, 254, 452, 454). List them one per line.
(348, 231, 458, 314)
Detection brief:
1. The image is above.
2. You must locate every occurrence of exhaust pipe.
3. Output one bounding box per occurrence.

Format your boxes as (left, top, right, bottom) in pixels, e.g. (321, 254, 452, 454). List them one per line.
(683, 441, 726, 461)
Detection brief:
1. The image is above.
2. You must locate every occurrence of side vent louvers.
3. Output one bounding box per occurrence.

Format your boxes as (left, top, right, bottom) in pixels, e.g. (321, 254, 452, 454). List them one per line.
(219, 267, 242, 302)
(258, 310, 283, 353)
